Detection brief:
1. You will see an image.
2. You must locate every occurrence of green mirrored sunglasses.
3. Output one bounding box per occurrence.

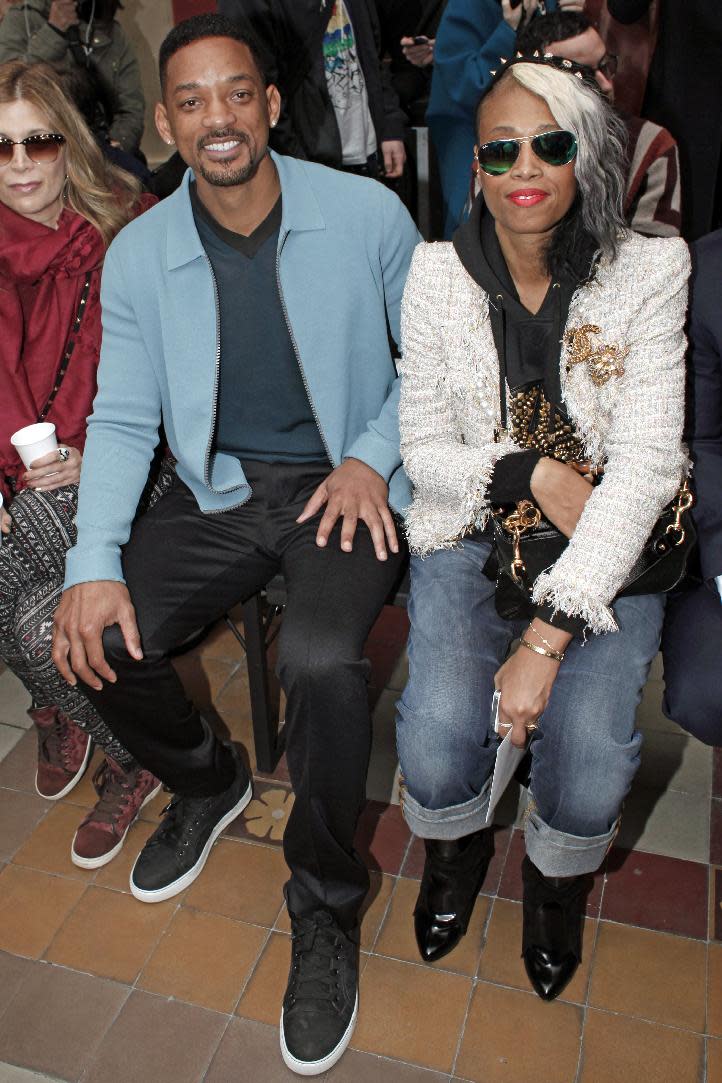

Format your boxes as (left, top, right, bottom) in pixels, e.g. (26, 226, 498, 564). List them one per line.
(474, 130, 577, 176)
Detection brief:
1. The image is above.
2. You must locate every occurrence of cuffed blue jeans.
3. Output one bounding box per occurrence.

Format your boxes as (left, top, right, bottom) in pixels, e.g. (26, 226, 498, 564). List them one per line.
(396, 539, 665, 877)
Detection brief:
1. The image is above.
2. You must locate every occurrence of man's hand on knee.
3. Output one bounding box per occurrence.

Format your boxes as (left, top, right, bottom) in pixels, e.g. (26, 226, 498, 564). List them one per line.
(52, 582, 142, 691)
(296, 458, 399, 561)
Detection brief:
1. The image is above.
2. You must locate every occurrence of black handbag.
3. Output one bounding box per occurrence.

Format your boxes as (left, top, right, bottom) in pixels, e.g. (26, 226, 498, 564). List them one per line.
(490, 480, 696, 621)
(487, 310, 697, 620)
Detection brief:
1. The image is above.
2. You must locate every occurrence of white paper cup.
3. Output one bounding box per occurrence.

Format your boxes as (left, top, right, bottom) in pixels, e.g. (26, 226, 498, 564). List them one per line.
(10, 422, 58, 468)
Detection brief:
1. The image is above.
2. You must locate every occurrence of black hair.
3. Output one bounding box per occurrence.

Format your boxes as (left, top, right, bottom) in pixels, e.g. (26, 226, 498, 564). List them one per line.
(516, 11, 593, 56)
(158, 14, 268, 94)
(544, 193, 600, 284)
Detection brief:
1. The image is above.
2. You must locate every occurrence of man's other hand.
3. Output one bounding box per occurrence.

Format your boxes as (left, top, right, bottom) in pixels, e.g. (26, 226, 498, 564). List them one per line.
(297, 458, 399, 561)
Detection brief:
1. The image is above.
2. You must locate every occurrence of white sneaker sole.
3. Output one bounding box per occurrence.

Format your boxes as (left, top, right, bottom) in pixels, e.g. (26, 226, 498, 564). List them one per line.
(129, 778, 253, 903)
(280, 992, 358, 1076)
(35, 736, 94, 801)
(70, 781, 164, 870)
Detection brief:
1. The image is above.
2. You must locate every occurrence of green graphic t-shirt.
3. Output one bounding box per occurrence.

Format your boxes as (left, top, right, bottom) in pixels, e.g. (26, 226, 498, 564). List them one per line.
(323, 1, 377, 165)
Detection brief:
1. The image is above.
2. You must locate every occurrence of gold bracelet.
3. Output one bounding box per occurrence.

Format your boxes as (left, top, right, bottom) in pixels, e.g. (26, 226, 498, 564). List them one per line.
(519, 637, 565, 663)
(527, 624, 560, 655)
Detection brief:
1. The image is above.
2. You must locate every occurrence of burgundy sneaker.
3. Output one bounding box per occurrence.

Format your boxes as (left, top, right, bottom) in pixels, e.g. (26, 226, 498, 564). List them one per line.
(71, 758, 163, 869)
(30, 706, 93, 800)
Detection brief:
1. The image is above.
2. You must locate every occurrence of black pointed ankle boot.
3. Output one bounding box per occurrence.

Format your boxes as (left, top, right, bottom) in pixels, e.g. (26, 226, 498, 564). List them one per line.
(521, 856, 587, 1001)
(414, 829, 493, 963)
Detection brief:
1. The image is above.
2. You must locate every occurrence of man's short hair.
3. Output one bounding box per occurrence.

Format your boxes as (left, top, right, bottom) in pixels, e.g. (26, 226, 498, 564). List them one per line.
(159, 14, 268, 94)
(516, 11, 593, 56)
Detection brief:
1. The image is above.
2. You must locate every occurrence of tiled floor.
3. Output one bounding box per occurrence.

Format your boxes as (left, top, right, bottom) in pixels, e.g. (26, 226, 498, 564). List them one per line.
(0, 612, 720, 1083)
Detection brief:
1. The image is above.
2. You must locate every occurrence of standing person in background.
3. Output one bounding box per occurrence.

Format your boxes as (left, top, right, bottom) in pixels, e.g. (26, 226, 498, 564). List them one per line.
(661, 229, 722, 745)
(428, 0, 590, 238)
(217, 0, 406, 179)
(375, 0, 447, 118)
(607, 0, 722, 239)
(0, 59, 163, 872)
(516, 10, 681, 236)
(0, 1, 145, 156)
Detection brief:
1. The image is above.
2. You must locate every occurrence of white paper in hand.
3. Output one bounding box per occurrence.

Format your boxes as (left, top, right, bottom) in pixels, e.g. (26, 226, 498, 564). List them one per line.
(484, 691, 528, 826)
(484, 731, 527, 827)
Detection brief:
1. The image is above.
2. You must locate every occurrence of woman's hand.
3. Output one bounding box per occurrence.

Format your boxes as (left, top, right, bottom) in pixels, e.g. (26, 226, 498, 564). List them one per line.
(24, 447, 82, 491)
(501, 0, 539, 31)
(495, 621, 572, 747)
(530, 457, 594, 539)
(1, 507, 11, 535)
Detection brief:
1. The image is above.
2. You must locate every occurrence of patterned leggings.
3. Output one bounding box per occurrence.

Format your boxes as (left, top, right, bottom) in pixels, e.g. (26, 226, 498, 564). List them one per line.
(0, 463, 175, 770)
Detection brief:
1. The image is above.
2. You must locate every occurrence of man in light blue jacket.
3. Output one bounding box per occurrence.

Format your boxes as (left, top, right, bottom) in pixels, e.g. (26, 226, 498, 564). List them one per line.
(53, 14, 418, 1075)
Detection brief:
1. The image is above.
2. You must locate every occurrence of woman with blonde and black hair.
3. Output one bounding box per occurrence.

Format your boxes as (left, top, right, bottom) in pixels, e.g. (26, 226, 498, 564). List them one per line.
(396, 54, 690, 1000)
(0, 59, 165, 869)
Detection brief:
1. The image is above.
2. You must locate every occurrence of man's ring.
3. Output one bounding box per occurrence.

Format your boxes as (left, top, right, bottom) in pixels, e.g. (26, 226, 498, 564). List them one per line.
(58, 448, 70, 463)
(526, 721, 540, 733)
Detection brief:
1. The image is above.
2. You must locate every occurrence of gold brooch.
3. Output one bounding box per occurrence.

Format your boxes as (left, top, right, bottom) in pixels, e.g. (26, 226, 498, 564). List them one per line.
(564, 324, 629, 387)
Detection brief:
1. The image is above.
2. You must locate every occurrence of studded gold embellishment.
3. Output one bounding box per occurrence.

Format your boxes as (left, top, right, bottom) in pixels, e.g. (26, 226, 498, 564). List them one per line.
(564, 324, 630, 387)
(509, 384, 586, 463)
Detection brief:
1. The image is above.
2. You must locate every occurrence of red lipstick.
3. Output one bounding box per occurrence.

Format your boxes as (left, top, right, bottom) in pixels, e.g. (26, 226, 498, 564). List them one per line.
(507, 189, 549, 206)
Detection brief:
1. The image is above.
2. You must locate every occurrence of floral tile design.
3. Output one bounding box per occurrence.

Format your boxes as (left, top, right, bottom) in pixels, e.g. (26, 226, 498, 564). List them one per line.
(244, 787, 295, 843)
(224, 780, 293, 848)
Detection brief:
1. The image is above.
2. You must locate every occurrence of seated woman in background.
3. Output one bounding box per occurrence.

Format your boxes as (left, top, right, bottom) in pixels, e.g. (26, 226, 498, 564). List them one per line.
(396, 54, 690, 1001)
(0, 60, 168, 870)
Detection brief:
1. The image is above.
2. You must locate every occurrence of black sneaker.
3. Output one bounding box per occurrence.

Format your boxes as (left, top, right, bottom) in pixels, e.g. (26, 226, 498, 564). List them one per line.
(280, 911, 359, 1076)
(129, 760, 252, 903)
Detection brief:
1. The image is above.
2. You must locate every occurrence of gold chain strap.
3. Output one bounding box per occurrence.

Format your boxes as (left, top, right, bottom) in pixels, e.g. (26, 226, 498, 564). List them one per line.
(499, 500, 542, 584)
(665, 478, 694, 546)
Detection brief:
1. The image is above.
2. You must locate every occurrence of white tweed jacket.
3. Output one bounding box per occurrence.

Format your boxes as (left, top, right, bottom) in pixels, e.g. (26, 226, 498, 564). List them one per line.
(398, 232, 691, 634)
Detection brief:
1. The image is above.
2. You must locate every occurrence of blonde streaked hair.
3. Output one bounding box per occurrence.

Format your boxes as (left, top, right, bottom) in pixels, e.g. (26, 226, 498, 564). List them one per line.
(481, 62, 628, 266)
(0, 59, 141, 247)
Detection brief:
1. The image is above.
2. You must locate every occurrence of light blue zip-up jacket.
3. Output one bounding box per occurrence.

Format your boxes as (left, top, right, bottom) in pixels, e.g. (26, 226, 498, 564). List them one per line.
(64, 152, 421, 588)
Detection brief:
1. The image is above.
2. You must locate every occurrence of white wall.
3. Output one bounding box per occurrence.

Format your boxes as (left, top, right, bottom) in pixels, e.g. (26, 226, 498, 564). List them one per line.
(116, 0, 174, 167)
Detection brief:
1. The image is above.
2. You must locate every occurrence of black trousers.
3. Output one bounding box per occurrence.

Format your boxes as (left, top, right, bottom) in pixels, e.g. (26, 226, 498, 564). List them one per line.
(81, 461, 405, 929)
(661, 581, 722, 745)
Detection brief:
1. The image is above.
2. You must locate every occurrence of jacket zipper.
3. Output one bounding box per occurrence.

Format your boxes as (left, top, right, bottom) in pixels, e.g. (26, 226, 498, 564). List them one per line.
(275, 232, 335, 466)
(202, 253, 252, 513)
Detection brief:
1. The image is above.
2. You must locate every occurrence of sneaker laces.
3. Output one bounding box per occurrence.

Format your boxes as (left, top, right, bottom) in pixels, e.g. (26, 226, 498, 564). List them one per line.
(80, 760, 133, 833)
(148, 792, 217, 855)
(38, 712, 76, 773)
(287, 912, 347, 1015)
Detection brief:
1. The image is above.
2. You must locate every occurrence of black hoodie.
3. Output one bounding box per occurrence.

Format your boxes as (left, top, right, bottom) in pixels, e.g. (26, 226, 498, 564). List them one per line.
(453, 196, 591, 634)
